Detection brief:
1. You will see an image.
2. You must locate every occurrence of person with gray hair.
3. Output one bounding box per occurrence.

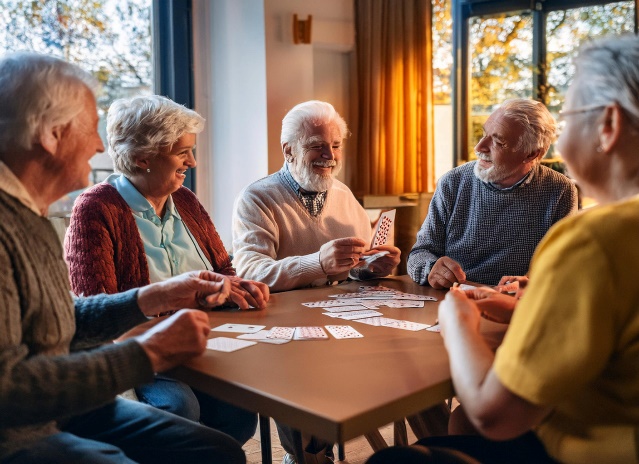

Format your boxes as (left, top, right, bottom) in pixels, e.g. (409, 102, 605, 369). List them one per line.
(408, 98, 578, 288)
(368, 33, 639, 464)
(0, 52, 246, 463)
(233, 100, 400, 294)
(65, 94, 269, 445)
(232, 100, 401, 463)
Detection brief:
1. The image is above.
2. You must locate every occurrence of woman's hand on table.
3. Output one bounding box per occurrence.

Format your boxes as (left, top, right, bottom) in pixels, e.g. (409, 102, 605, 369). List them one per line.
(227, 277, 270, 310)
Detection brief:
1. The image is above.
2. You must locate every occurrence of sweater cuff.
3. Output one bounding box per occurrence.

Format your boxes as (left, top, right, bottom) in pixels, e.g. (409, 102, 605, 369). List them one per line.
(105, 339, 155, 392)
(299, 251, 326, 281)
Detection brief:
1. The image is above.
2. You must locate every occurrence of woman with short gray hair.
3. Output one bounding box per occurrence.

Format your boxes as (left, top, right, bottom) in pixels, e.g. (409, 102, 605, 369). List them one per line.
(65, 94, 269, 445)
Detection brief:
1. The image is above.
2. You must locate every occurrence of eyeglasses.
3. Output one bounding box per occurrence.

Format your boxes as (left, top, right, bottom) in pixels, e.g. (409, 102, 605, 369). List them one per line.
(556, 104, 609, 138)
(558, 104, 608, 119)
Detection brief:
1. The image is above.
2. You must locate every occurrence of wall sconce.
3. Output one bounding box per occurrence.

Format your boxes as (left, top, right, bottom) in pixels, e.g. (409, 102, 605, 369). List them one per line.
(293, 14, 312, 44)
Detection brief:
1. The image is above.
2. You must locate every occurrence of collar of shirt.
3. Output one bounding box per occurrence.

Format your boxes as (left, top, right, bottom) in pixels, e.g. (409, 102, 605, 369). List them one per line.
(282, 163, 328, 217)
(486, 165, 536, 192)
(0, 160, 44, 216)
(107, 173, 180, 223)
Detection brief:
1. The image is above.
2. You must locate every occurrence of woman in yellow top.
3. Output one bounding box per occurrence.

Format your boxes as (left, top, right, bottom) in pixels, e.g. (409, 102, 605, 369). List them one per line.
(368, 34, 639, 464)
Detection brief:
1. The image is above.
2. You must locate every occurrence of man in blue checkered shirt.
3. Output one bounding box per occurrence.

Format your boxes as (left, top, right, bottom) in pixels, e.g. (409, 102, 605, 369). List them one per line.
(408, 99, 578, 288)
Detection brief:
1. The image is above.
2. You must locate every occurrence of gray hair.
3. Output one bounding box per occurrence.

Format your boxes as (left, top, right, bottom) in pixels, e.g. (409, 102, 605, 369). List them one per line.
(0, 52, 97, 155)
(571, 34, 639, 128)
(107, 95, 205, 176)
(498, 98, 556, 159)
(280, 100, 348, 150)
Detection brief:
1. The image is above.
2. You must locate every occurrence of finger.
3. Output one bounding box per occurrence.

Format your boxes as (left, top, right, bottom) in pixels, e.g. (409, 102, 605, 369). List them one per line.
(333, 237, 367, 248)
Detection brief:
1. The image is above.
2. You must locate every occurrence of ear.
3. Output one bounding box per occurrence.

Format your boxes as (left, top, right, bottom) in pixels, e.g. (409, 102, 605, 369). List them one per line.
(135, 158, 151, 170)
(599, 103, 622, 153)
(282, 143, 293, 161)
(39, 124, 65, 155)
(524, 149, 542, 163)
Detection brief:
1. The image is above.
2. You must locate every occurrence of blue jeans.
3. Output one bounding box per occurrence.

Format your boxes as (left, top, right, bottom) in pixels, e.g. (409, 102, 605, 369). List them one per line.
(2, 398, 245, 464)
(135, 375, 257, 444)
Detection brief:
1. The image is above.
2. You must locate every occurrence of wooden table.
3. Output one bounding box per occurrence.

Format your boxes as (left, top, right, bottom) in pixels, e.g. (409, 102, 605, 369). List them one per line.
(170, 276, 506, 462)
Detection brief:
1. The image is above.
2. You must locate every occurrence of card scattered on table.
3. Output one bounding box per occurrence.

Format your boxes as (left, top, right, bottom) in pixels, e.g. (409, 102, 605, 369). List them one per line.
(211, 323, 265, 333)
(426, 323, 441, 333)
(352, 317, 430, 331)
(267, 327, 296, 340)
(325, 325, 363, 339)
(323, 309, 383, 320)
(294, 326, 329, 340)
(237, 331, 292, 344)
(207, 337, 257, 352)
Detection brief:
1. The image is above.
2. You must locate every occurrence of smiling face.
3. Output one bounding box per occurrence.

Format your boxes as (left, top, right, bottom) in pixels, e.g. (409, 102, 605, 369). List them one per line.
(287, 122, 343, 192)
(137, 132, 197, 198)
(473, 109, 535, 188)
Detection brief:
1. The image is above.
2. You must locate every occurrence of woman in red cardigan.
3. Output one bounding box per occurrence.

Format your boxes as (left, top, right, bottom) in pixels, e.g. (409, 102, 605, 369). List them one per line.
(65, 95, 269, 445)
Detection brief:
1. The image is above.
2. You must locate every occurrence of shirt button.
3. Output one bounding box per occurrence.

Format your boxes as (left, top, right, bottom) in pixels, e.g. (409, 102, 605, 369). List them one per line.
(160, 243, 165, 248)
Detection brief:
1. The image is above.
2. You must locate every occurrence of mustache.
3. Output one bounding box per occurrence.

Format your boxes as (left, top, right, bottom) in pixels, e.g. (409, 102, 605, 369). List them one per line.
(312, 160, 337, 167)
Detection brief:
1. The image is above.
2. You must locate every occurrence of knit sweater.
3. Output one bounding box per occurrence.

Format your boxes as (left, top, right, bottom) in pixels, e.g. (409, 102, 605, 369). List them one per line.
(65, 182, 234, 297)
(0, 190, 153, 458)
(407, 162, 578, 286)
(232, 166, 373, 292)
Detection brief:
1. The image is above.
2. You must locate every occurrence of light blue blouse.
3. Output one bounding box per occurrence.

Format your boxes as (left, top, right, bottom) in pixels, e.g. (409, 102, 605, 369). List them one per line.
(106, 174, 212, 283)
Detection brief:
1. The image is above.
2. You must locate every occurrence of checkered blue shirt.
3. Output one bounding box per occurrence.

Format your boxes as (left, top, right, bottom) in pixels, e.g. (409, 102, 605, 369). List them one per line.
(281, 165, 328, 217)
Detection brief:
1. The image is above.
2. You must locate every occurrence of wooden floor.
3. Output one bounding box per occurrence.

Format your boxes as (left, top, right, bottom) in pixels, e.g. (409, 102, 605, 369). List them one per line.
(242, 419, 417, 464)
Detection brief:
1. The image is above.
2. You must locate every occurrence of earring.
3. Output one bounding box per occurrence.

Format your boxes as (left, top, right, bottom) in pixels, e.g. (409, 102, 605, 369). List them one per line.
(146, 168, 151, 173)
(596, 146, 603, 153)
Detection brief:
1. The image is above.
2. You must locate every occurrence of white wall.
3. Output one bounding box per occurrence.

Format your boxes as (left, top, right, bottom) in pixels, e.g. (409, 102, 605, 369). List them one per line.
(192, 0, 269, 250)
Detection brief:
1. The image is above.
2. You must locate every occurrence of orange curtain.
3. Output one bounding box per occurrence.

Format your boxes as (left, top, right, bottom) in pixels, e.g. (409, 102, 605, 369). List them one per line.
(353, 0, 435, 195)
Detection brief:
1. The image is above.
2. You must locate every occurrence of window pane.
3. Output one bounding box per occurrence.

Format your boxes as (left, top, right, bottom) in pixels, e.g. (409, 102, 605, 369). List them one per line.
(0, 0, 153, 215)
(546, 1, 635, 114)
(468, 12, 533, 159)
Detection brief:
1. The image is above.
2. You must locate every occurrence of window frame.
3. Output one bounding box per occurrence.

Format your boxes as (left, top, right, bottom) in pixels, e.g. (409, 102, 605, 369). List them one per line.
(153, 0, 196, 191)
(452, 0, 639, 164)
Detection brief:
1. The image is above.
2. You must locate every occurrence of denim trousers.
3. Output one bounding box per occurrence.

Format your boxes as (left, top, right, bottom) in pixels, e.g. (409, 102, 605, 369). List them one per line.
(2, 398, 246, 464)
(134, 375, 258, 445)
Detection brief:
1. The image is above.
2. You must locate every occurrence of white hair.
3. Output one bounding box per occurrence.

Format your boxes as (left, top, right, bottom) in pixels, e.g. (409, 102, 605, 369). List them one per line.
(280, 100, 349, 150)
(499, 98, 556, 159)
(0, 52, 97, 155)
(107, 95, 205, 176)
(571, 34, 639, 128)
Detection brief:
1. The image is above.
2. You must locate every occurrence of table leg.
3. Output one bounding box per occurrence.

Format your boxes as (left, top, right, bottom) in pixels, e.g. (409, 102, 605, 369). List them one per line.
(364, 430, 388, 451)
(338, 443, 345, 461)
(406, 401, 451, 439)
(292, 428, 307, 464)
(393, 419, 409, 446)
(259, 414, 272, 464)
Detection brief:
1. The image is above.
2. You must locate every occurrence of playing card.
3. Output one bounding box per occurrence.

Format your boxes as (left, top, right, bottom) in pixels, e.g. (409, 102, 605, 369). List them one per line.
(358, 285, 394, 292)
(371, 209, 396, 248)
(360, 250, 389, 265)
(392, 293, 438, 301)
(303, 300, 355, 308)
(325, 325, 363, 339)
(351, 316, 392, 326)
(372, 299, 425, 308)
(293, 326, 329, 340)
(391, 320, 431, 331)
(321, 304, 370, 313)
(323, 309, 383, 320)
(211, 323, 266, 333)
(267, 327, 296, 340)
(458, 283, 477, 291)
(237, 331, 292, 344)
(352, 317, 429, 331)
(206, 337, 257, 352)
(426, 323, 441, 333)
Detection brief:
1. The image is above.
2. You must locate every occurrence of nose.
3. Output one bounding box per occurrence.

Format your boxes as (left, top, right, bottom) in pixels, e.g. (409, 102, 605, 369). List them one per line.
(474, 135, 489, 153)
(321, 146, 335, 159)
(96, 134, 105, 153)
(186, 150, 197, 167)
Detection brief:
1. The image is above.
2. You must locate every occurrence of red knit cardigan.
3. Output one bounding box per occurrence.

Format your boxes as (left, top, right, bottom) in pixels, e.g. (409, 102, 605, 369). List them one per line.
(64, 182, 234, 296)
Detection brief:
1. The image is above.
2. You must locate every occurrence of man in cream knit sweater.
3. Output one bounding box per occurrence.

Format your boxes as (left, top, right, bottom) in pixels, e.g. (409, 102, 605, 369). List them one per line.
(232, 100, 401, 464)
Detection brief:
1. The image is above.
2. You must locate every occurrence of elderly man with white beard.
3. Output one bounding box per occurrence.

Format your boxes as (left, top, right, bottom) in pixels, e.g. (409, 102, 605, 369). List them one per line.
(408, 98, 578, 289)
(232, 100, 400, 294)
(232, 100, 401, 464)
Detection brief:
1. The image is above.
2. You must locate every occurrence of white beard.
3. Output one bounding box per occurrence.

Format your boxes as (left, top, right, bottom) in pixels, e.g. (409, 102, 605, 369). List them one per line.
(291, 158, 342, 192)
(473, 155, 515, 184)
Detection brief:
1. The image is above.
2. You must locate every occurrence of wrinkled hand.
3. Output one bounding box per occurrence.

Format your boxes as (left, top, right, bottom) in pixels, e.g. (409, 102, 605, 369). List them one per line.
(463, 287, 517, 324)
(137, 270, 231, 316)
(498, 275, 529, 289)
(438, 287, 481, 338)
(135, 309, 211, 373)
(227, 276, 270, 310)
(428, 256, 466, 289)
(361, 245, 401, 275)
(319, 237, 367, 275)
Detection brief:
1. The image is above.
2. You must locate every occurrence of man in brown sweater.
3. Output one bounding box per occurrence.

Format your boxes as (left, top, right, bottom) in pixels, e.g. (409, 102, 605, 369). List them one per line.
(0, 53, 245, 463)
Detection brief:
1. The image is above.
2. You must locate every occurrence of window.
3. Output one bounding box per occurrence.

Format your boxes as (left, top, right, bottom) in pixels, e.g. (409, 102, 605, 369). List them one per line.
(453, 0, 637, 164)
